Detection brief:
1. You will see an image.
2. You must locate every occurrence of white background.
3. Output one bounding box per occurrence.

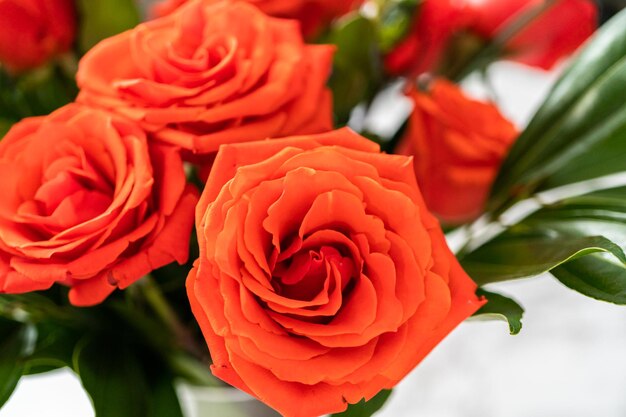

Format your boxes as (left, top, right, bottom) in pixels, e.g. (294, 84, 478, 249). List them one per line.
(2, 63, 626, 417)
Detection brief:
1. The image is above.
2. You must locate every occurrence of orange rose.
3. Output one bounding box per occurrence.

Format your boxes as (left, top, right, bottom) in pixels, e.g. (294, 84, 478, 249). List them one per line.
(399, 79, 518, 224)
(76, 0, 334, 157)
(187, 128, 484, 417)
(0, 0, 76, 72)
(151, 0, 362, 38)
(0, 104, 198, 306)
(466, 0, 597, 70)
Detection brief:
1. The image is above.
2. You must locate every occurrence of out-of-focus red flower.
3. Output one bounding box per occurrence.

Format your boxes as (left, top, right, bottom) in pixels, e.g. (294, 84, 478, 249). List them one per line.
(384, 0, 470, 76)
(466, 0, 598, 69)
(398, 79, 518, 224)
(151, 0, 363, 38)
(0, 0, 76, 72)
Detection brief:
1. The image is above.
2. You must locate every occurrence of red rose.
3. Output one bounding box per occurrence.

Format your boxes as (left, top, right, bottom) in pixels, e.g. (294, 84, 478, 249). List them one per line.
(188, 129, 484, 417)
(0, 0, 76, 72)
(385, 0, 470, 76)
(0, 104, 198, 306)
(76, 0, 334, 156)
(466, 0, 598, 69)
(398, 79, 518, 223)
(151, 0, 363, 38)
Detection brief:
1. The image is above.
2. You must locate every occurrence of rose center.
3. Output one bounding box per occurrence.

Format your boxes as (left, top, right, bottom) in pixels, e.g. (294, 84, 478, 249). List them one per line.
(17, 152, 113, 233)
(272, 245, 354, 301)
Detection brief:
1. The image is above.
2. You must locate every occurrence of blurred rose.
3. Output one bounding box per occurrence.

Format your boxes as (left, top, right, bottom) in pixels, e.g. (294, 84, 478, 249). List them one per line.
(385, 0, 470, 76)
(398, 79, 518, 224)
(77, 0, 334, 157)
(188, 128, 484, 417)
(466, 0, 598, 69)
(0, 104, 198, 306)
(151, 0, 363, 37)
(0, 0, 76, 72)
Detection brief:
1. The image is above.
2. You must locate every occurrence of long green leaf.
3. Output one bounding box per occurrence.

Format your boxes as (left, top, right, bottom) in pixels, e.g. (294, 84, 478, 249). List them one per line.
(148, 372, 184, 417)
(472, 289, 524, 335)
(467, 186, 626, 305)
(462, 234, 626, 285)
(74, 332, 185, 417)
(552, 255, 626, 305)
(0, 319, 34, 408)
(23, 324, 81, 375)
(522, 186, 626, 251)
(489, 9, 626, 211)
(74, 336, 149, 417)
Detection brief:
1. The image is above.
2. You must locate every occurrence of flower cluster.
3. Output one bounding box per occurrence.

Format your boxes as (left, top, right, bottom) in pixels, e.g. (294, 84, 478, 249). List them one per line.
(386, 0, 597, 75)
(0, 0, 338, 308)
(0, 0, 603, 416)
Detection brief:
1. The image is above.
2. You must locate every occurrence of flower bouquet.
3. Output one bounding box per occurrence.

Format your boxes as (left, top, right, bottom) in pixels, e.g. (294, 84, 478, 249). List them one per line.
(0, 0, 625, 416)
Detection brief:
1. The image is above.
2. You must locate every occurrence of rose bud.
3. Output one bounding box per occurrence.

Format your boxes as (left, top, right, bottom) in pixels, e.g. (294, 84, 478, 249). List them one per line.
(384, 0, 470, 76)
(187, 128, 484, 417)
(465, 0, 598, 69)
(76, 0, 334, 157)
(0, 0, 76, 72)
(398, 79, 518, 224)
(151, 0, 363, 38)
(0, 104, 198, 306)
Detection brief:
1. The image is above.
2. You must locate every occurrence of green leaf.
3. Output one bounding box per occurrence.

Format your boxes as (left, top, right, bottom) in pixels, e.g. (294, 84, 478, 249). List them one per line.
(23, 324, 81, 375)
(326, 14, 384, 123)
(0, 118, 13, 138)
(522, 186, 626, 251)
(552, 253, 626, 305)
(0, 65, 77, 119)
(74, 329, 185, 417)
(333, 389, 392, 417)
(74, 336, 149, 417)
(472, 289, 524, 335)
(0, 319, 34, 408)
(378, 0, 421, 52)
(76, 0, 140, 53)
(466, 186, 626, 304)
(489, 9, 626, 212)
(462, 234, 626, 285)
(148, 373, 184, 417)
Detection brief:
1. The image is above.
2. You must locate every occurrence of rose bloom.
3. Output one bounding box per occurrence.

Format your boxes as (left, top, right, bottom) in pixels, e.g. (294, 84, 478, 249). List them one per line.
(76, 0, 334, 157)
(0, 104, 198, 306)
(151, 0, 362, 38)
(0, 0, 75, 72)
(187, 128, 484, 417)
(398, 79, 518, 224)
(466, 0, 597, 69)
(385, 0, 469, 76)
